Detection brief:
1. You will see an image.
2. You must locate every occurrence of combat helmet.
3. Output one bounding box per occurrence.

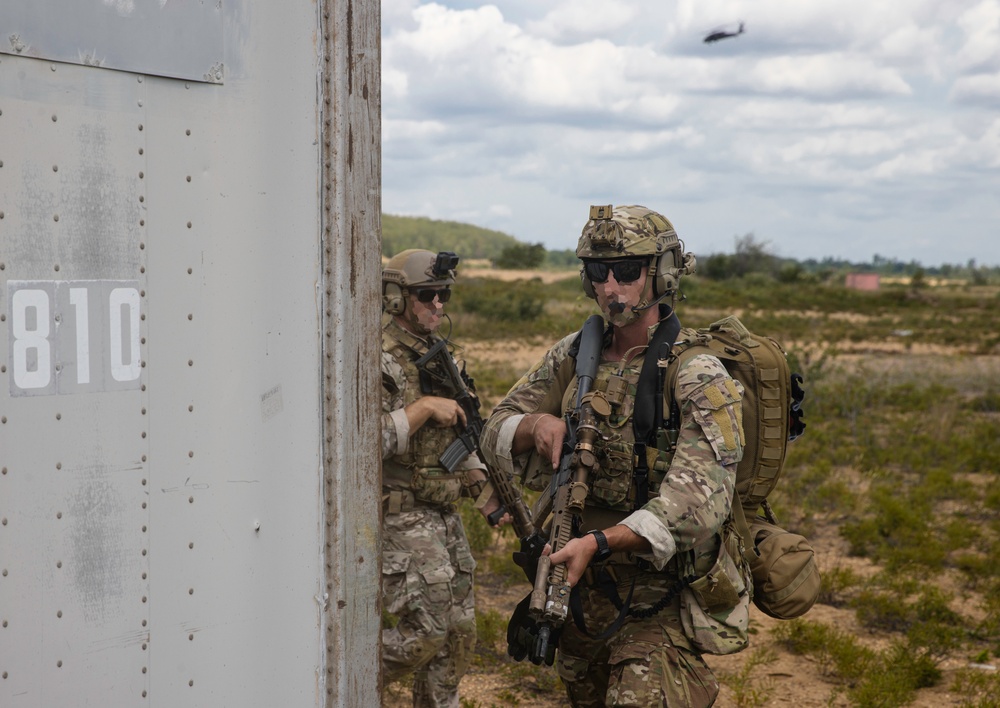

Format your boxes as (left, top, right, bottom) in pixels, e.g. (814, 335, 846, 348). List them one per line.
(577, 204, 695, 300)
(382, 249, 460, 315)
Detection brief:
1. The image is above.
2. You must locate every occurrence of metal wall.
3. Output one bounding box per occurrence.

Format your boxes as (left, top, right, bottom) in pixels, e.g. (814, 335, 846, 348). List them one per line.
(0, 1, 382, 706)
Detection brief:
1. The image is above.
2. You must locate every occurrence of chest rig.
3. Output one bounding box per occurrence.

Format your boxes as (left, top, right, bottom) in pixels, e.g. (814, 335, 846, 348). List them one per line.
(382, 322, 465, 506)
(559, 311, 683, 520)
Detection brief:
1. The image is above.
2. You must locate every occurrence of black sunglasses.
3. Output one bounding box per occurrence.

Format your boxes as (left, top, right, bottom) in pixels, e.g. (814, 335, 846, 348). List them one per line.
(584, 259, 646, 284)
(414, 287, 451, 304)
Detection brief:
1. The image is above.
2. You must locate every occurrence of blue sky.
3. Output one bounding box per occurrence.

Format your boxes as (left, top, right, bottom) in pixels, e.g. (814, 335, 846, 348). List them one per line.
(381, 1, 1000, 267)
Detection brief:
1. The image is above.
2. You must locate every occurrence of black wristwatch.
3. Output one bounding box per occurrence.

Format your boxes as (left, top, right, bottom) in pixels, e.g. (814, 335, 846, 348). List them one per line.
(585, 529, 613, 563)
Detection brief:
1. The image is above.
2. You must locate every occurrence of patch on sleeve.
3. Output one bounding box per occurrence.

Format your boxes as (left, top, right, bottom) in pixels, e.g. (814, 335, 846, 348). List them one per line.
(688, 377, 745, 465)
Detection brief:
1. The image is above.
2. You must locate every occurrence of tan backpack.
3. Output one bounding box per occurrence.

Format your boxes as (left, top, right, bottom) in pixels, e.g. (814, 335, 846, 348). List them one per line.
(668, 315, 820, 619)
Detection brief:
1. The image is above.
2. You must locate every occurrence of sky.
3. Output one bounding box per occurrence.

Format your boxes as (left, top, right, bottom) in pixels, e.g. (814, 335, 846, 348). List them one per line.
(380, 0, 1000, 268)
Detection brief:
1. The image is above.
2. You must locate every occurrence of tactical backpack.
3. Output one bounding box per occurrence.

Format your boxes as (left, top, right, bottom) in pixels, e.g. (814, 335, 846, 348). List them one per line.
(666, 315, 819, 620)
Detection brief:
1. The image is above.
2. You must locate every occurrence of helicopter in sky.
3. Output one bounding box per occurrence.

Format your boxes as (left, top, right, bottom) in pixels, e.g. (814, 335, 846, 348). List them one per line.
(703, 21, 745, 44)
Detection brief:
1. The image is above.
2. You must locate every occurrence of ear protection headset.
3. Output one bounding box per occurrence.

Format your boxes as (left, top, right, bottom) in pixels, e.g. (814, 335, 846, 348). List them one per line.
(383, 283, 406, 315)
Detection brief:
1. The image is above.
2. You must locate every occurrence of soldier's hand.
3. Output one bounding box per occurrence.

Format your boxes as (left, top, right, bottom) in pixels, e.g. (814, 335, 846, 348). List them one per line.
(547, 535, 597, 588)
(530, 414, 566, 469)
(424, 396, 468, 427)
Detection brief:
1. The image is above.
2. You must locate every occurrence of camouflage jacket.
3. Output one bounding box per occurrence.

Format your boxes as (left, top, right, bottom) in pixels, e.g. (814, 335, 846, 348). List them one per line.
(480, 319, 745, 571)
(381, 318, 485, 494)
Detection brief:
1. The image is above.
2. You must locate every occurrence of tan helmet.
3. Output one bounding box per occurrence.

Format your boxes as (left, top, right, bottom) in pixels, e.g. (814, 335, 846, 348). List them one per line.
(577, 204, 695, 300)
(382, 249, 459, 315)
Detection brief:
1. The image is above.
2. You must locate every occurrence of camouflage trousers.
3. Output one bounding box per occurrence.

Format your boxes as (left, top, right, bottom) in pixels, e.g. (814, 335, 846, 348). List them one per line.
(382, 506, 477, 708)
(555, 568, 720, 708)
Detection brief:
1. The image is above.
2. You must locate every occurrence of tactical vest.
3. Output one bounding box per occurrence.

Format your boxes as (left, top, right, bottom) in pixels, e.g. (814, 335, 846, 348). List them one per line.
(382, 323, 465, 506)
(561, 360, 675, 517)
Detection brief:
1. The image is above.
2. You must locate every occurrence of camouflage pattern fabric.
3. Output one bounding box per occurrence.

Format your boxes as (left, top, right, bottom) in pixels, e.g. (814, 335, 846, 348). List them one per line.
(480, 321, 749, 705)
(557, 572, 719, 708)
(382, 508, 477, 708)
(380, 318, 479, 707)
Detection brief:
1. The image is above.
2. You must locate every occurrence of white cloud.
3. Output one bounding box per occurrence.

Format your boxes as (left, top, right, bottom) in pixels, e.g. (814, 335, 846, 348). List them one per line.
(382, 1, 1000, 266)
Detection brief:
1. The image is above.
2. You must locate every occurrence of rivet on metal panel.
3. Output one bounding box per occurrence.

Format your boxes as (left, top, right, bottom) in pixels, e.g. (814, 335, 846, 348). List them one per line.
(55, 463, 61, 470)
(138, 148, 144, 155)
(139, 171, 144, 179)
(142, 620, 147, 627)
(142, 643, 147, 650)
(189, 679, 194, 686)
(142, 549, 147, 556)
(140, 289, 145, 297)
(139, 241, 145, 249)
(140, 220, 145, 227)
(142, 572, 147, 580)
(186, 176, 191, 182)
(2, 620, 6, 627)
(0, 417, 5, 424)
(142, 526, 147, 532)
(254, 521, 260, 532)
(142, 667, 147, 674)
(0, 468, 5, 475)
(57, 610, 62, 618)
(140, 267, 146, 274)
(53, 215, 59, 223)
(188, 497, 193, 504)
(56, 413, 61, 420)
(187, 268, 193, 274)
(141, 361, 146, 368)
(187, 314, 193, 321)
(187, 221, 192, 229)
(142, 691, 147, 698)
(57, 661, 62, 668)
(139, 196, 144, 203)
(141, 478, 147, 485)
(2, 569, 6, 576)
(52, 165, 58, 172)
(138, 124, 143, 132)
(142, 502, 147, 509)
(141, 337, 146, 345)
(188, 360, 193, 367)
(138, 77, 143, 83)
(141, 455, 147, 462)
(52, 115, 57, 122)
(189, 634, 194, 641)
(188, 588, 194, 595)
(142, 596, 146, 603)
(1, 518, 6, 525)
(188, 542, 194, 549)
(188, 451, 194, 458)
(186, 129, 191, 136)
(141, 408, 146, 415)
(56, 561, 62, 568)
(141, 432, 147, 439)
(188, 405, 194, 412)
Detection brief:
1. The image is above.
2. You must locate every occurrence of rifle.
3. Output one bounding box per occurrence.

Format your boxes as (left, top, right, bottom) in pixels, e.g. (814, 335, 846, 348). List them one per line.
(520, 314, 606, 665)
(414, 338, 539, 543)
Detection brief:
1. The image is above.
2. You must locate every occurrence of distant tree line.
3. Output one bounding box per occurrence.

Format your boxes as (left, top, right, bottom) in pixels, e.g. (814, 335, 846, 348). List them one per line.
(383, 215, 998, 284)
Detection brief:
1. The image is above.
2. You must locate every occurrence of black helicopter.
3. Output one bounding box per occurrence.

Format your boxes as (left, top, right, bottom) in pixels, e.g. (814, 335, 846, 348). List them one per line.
(703, 21, 745, 44)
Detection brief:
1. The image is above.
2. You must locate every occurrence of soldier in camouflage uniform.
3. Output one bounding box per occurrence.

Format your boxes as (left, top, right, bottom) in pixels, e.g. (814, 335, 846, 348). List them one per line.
(480, 206, 750, 707)
(381, 249, 503, 708)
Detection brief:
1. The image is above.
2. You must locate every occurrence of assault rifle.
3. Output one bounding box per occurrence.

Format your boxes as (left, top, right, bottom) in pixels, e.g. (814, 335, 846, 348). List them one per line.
(414, 338, 540, 543)
(519, 314, 605, 665)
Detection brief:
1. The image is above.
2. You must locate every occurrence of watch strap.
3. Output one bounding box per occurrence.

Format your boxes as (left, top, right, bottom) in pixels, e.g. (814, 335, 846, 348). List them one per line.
(586, 529, 612, 562)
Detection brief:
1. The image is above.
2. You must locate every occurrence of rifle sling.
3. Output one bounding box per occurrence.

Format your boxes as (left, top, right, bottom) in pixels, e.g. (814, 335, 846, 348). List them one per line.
(631, 310, 681, 511)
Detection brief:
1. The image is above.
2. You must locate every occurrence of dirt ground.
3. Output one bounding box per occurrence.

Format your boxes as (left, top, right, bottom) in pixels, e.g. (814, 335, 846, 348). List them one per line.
(386, 512, 992, 707)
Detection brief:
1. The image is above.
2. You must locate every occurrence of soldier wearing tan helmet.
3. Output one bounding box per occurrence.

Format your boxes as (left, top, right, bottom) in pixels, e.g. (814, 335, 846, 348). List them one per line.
(380, 249, 504, 707)
(481, 206, 748, 707)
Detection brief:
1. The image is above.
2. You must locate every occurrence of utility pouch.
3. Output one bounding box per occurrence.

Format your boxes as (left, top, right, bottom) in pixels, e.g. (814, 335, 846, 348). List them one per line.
(679, 539, 750, 656)
(410, 467, 464, 506)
